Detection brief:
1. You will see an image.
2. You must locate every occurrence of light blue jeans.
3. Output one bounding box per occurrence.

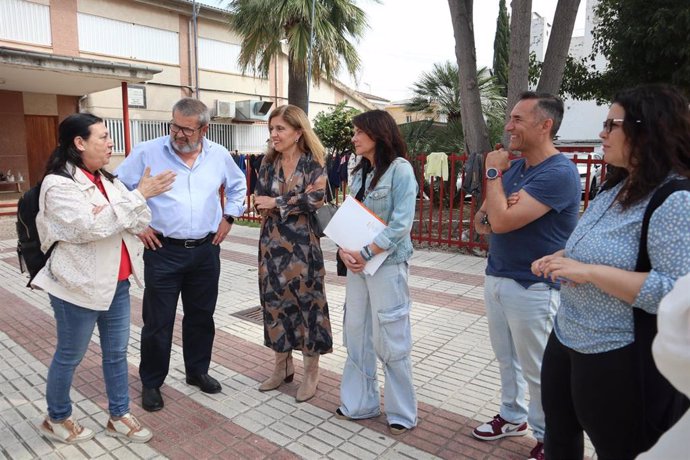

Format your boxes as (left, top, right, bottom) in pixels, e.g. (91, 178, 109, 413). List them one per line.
(46, 280, 131, 421)
(339, 262, 417, 428)
(483, 275, 558, 442)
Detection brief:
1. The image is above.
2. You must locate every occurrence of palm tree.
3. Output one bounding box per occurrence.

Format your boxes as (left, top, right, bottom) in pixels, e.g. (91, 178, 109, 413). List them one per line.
(405, 62, 506, 127)
(228, 0, 368, 113)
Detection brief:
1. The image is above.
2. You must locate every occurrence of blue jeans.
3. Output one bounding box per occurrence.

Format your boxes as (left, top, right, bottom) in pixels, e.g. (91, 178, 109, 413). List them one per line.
(46, 280, 131, 421)
(339, 262, 417, 428)
(483, 275, 559, 442)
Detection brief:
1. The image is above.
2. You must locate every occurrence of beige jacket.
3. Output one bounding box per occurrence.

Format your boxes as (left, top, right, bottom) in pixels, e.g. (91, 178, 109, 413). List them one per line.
(32, 166, 150, 310)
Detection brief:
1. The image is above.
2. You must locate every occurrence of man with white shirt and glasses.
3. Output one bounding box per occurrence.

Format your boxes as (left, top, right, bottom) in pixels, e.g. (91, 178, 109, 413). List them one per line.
(472, 92, 581, 460)
(116, 98, 246, 412)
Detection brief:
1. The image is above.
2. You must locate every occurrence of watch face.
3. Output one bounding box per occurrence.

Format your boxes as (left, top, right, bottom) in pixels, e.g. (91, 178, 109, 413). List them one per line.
(487, 168, 499, 179)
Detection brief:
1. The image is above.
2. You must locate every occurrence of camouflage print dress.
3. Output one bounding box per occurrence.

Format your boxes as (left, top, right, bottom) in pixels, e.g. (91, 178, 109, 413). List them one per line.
(256, 152, 333, 355)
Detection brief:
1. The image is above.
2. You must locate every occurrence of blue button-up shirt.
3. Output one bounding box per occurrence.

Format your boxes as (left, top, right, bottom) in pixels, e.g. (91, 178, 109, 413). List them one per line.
(555, 178, 690, 353)
(115, 136, 247, 239)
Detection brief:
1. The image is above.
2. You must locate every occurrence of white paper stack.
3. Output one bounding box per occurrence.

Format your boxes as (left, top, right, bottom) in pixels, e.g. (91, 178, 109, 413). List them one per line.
(323, 196, 389, 275)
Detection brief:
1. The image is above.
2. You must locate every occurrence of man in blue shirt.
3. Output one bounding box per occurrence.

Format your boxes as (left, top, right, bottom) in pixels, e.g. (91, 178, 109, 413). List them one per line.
(116, 98, 246, 412)
(471, 92, 581, 460)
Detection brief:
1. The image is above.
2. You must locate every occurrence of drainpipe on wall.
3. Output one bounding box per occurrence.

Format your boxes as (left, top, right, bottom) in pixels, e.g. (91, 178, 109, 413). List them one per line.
(192, 0, 200, 98)
(188, 19, 194, 96)
(121, 82, 132, 156)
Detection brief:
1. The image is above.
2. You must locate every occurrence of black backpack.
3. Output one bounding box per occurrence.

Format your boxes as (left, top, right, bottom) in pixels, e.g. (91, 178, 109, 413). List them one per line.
(16, 171, 71, 288)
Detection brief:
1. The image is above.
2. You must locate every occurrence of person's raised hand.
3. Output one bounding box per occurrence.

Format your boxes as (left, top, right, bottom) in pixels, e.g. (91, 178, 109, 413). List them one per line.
(485, 143, 511, 171)
(137, 167, 176, 199)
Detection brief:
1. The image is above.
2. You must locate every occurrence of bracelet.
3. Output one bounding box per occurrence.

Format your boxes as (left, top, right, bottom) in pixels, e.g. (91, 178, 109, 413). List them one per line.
(224, 214, 235, 224)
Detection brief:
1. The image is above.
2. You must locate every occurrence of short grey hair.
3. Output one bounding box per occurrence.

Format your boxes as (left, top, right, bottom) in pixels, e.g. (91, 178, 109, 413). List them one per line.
(519, 91, 564, 138)
(172, 97, 210, 126)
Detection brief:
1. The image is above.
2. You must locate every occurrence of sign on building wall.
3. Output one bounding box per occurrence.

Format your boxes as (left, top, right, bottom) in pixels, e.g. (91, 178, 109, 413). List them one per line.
(128, 85, 146, 108)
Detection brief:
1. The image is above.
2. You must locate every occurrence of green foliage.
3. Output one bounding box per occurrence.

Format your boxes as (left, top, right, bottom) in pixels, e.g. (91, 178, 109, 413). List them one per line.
(400, 119, 464, 154)
(228, 0, 370, 104)
(402, 62, 506, 154)
(529, 52, 592, 102)
(528, 52, 541, 88)
(406, 62, 462, 121)
(405, 62, 506, 126)
(400, 117, 503, 156)
(565, 0, 690, 102)
(313, 102, 360, 157)
(492, 0, 510, 97)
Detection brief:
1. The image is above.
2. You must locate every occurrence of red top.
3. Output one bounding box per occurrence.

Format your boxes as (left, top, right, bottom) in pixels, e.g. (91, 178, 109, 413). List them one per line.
(81, 169, 132, 281)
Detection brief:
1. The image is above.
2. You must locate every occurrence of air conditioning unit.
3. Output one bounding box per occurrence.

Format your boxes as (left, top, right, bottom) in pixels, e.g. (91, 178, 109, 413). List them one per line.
(234, 100, 273, 122)
(213, 100, 235, 119)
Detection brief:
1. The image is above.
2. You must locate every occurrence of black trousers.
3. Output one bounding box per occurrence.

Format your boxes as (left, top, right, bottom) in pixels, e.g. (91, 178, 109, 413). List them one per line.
(542, 332, 641, 460)
(139, 241, 221, 388)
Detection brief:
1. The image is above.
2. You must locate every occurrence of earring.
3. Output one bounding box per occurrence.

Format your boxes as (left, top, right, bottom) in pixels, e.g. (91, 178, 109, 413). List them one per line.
(295, 137, 300, 143)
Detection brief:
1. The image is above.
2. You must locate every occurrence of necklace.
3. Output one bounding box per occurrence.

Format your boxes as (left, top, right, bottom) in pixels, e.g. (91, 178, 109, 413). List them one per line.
(279, 155, 301, 194)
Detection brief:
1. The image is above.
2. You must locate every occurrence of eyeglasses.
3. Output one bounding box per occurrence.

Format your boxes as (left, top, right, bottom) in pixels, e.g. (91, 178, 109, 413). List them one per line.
(602, 118, 642, 133)
(602, 118, 625, 133)
(169, 122, 202, 137)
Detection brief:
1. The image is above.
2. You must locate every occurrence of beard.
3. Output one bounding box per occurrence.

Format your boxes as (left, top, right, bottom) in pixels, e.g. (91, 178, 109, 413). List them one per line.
(171, 135, 201, 154)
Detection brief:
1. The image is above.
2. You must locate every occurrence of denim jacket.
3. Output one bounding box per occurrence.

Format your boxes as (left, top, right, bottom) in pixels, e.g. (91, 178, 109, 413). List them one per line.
(349, 157, 417, 264)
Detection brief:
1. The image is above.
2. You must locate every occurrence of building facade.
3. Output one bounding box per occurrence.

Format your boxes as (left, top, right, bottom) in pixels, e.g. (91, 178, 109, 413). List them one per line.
(530, 0, 608, 142)
(0, 0, 373, 187)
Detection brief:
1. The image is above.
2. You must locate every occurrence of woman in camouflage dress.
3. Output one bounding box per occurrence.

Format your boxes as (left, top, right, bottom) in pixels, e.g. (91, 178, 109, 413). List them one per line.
(254, 105, 333, 402)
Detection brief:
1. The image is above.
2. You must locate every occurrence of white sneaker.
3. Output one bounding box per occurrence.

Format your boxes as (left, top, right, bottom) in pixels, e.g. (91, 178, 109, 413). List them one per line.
(472, 414, 528, 440)
(106, 413, 153, 443)
(40, 416, 95, 444)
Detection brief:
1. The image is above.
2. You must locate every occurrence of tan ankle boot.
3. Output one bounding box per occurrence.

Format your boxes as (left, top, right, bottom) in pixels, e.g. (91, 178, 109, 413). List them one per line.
(295, 354, 320, 402)
(259, 351, 294, 392)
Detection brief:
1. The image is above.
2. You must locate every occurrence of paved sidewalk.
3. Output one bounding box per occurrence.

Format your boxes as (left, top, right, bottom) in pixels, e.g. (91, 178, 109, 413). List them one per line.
(0, 225, 571, 459)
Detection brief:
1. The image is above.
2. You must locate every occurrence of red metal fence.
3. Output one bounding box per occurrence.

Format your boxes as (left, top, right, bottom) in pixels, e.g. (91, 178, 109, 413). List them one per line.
(239, 151, 606, 252)
(1, 152, 605, 253)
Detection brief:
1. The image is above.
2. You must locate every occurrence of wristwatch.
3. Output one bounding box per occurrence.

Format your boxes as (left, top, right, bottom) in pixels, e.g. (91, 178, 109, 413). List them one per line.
(223, 214, 234, 224)
(486, 167, 502, 180)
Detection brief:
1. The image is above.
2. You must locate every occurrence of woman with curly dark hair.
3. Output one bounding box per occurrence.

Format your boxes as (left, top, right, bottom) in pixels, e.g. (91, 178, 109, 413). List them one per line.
(532, 84, 690, 459)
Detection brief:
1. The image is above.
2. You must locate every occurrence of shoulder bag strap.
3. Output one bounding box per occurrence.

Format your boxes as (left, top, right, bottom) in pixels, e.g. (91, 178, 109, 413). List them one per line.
(633, 177, 690, 452)
(636, 178, 690, 272)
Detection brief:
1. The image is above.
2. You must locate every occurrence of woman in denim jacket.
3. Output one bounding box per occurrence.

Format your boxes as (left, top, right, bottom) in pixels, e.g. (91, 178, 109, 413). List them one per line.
(335, 110, 418, 435)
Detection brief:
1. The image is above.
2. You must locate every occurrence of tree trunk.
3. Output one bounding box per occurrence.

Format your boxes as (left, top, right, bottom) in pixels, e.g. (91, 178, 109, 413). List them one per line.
(447, 0, 491, 156)
(537, 0, 581, 95)
(288, 57, 309, 113)
(504, 0, 532, 145)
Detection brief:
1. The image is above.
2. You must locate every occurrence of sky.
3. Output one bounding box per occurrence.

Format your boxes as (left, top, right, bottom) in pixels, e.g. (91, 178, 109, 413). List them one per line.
(348, 0, 587, 101)
(203, 0, 587, 102)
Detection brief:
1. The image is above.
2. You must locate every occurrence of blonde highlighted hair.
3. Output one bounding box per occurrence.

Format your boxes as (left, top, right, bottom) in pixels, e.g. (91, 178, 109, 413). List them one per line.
(266, 105, 325, 166)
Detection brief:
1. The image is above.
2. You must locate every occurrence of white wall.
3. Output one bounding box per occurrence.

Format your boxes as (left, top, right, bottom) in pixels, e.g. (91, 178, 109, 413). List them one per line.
(531, 0, 606, 142)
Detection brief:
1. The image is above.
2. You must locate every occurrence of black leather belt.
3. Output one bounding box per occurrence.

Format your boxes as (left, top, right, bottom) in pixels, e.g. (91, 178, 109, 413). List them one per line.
(158, 233, 214, 248)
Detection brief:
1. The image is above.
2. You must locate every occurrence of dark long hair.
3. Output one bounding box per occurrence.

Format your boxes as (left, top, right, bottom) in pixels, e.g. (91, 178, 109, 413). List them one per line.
(604, 84, 690, 207)
(352, 110, 408, 189)
(43, 113, 115, 182)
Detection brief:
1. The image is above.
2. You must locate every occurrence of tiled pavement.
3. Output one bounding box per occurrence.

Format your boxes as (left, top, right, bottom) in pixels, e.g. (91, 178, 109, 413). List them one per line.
(0, 225, 579, 459)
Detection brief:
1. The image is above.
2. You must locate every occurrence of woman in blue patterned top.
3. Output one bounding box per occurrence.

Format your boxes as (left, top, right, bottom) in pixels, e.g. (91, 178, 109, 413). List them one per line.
(531, 84, 690, 460)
